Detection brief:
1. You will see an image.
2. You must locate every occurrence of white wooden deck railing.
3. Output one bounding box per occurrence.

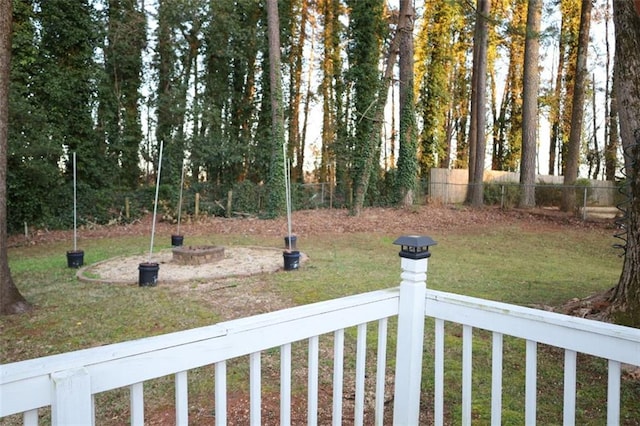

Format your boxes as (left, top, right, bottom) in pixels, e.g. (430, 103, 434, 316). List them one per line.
(1, 236, 639, 425)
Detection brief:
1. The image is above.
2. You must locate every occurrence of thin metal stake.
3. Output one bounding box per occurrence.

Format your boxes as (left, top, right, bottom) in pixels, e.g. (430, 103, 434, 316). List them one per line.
(73, 152, 77, 252)
(177, 159, 185, 235)
(149, 141, 164, 263)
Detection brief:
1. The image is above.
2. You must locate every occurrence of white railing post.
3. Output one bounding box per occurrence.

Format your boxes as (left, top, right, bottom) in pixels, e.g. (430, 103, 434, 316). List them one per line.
(392, 235, 437, 426)
(51, 367, 93, 426)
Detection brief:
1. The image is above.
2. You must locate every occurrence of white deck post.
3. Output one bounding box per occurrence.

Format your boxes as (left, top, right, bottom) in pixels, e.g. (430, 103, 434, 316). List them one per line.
(51, 367, 93, 426)
(392, 235, 436, 426)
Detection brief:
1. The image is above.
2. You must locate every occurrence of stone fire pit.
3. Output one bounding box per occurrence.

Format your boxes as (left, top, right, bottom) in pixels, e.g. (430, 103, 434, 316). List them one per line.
(172, 245, 225, 265)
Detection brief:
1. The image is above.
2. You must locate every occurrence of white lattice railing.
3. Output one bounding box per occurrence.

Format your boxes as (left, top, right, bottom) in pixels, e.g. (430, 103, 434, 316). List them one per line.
(1, 236, 639, 425)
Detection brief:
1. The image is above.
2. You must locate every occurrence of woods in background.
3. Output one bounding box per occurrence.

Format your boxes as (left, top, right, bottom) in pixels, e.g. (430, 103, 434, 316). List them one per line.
(6, 0, 618, 228)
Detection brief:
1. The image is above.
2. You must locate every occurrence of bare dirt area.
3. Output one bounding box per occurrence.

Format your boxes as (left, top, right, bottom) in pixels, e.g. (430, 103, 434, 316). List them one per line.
(9, 204, 609, 249)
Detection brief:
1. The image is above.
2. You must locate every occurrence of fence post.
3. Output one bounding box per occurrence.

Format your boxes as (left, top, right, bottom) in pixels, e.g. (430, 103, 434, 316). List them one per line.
(392, 235, 437, 425)
(51, 367, 92, 426)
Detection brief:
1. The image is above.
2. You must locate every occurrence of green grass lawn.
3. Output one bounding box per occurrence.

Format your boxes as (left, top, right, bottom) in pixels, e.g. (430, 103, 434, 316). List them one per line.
(2, 217, 638, 425)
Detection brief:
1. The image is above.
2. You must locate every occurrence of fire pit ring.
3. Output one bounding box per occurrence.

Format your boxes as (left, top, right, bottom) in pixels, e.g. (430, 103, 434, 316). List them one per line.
(172, 245, 225, 265)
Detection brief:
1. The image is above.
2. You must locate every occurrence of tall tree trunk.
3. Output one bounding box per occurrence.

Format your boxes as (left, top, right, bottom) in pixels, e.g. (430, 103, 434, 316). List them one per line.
(105, 0, 146, 188)
(0, 0, 31, 315)
(415, 0, 459, 174)
(351, 3, 406, 215)
(320, 0, 344, 203)
(320, 0, 335, 185)
(265, 0, 287, 217)
(396, 0, 418, 207)
(349, 0, 384, 215)
(288, 0, 309, 183)
(155, 0, 176, 181)
(559, 0, 582, 175)
(561, 0, 592, 212)
(608, 0, 640, 325)
(550, 0, 581, 176)
(492, 0, 526, 173)
(467, 0, 491, 207)
(300, 25, 315, 183)
(548, 29, 565, 176)
(604, 2, 618, 182)
(519, 0, 542, 208)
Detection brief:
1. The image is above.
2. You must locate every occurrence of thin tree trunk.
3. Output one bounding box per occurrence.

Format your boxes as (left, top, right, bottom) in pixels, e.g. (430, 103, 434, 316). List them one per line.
(519, 0, 541, 208)
(389, 80, 395, 170)
(468, 19, 479, 185)
(288, 0, 309, 182)
(606, 68, 619, 181)
(591, 72, 600, 179)
(320, 0, 340, 186)
(468, 0, 491, 207)
(443, 108, 454, 169)
(604, 2, 618, 181)
(299, 26, 314, 182)
(0, 0, 31, 315)
(494, 82, 510, 170)
(549, 5, 570, 176)
(561, 0, 592, 213)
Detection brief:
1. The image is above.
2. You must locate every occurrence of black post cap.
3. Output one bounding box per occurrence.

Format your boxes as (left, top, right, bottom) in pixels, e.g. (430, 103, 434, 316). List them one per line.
(393, 235, 437, 259)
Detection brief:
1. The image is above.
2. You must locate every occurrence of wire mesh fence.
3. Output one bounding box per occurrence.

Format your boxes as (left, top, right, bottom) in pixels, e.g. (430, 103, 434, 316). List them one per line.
(175, 179, 623, 222)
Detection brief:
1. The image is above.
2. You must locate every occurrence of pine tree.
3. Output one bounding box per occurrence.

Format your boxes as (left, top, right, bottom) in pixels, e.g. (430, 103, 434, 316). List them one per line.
(38, 0, 99, 185)
(561, 0, 592, 212)
(395, 0, 418, 206)
(467, 0, 491, 207)
(265, 0, 287, 218)
(100, 0, 146, 189)
(519, 0, 542, 208)
(415, 0, 458, 173)
(346, 0, 385, 214)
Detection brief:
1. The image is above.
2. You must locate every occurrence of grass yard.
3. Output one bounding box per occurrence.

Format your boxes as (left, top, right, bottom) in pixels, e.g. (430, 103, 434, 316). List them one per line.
(1, 206, 638, 425)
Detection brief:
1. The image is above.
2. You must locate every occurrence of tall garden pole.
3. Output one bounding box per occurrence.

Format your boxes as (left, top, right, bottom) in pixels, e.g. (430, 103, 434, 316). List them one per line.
(149, 141, 163, 263)
(66, 152, 84, 269)
(176, 159, 185, 236)
(283, 142, 292, 248)
(73, 152, 77, 252)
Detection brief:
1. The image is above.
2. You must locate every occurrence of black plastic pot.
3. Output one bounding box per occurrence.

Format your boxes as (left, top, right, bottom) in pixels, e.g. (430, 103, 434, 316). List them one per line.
(66, 250, 85, 268)
(138, 262, 159, 287)
(171, 234, 184, 247)
(284, 235, 297, 250)
(283, 250, 300, 271)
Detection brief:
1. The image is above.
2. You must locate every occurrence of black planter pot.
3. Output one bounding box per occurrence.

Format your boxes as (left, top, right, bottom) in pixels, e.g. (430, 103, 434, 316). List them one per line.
(284, 235, 297, 251)
(283, 250, 300, 271)
(171, 234, 184, 247)
(138, 262, 159, 287)
(66, 250, 84, 268)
